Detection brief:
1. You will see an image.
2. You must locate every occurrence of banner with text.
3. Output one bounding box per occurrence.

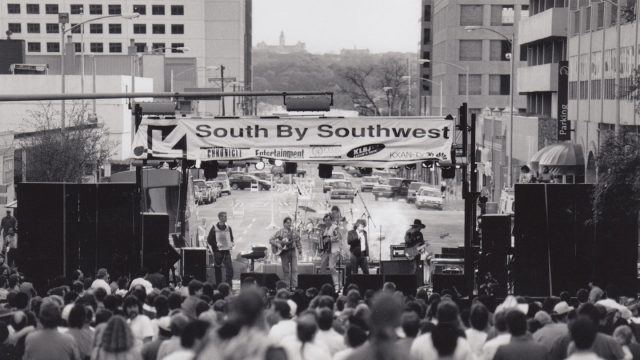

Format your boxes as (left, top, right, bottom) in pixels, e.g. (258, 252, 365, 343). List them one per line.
(131, 117, 454, 165)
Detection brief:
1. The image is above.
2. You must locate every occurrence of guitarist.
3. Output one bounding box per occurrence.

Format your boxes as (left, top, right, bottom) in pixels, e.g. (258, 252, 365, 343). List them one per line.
(347, 219, 369, 276)
(318, 214, 342, 288)
(269, 216, 302, 289)
(405, 219, 428, 277)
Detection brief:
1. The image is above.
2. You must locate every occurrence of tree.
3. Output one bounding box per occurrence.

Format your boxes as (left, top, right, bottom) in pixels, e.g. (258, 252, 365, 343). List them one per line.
(19, 103, 113, 183)
(337, 65, 382, 115)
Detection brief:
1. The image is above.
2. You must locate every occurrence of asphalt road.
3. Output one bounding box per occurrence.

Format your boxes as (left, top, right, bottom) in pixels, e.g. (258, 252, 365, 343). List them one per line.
(197, 172, 464, 262)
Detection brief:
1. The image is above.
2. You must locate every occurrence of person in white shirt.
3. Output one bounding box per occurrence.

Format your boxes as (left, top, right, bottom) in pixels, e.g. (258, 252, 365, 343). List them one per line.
(281, 313, 331, 360)
(156, 313, 190, 360)
(481, 310, 511, 360)
(123, 295, 155, 350)
(269, 300, 297, 344)
(162, 320, 209, 360)
(465, 302, 489, 357)
(90, 268, 111, 295)
(315, 308, 346, 356)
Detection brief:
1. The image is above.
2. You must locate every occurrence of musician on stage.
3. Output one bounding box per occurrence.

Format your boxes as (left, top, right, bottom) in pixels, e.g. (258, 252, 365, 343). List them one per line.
(347, 219, 369, 276)
(207, 211, 234, 285)
(318, 213, 342, 288)
(269, 216, 302, 289)
(405, 219, 428, 274)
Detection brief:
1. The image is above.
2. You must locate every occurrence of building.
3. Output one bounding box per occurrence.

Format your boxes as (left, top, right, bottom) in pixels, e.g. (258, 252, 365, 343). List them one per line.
(431, 0, 528, 117)
(255, 31, 306, 54)
(418, 0, 433, 115)
(567, 0, 640, 183)
(0, 0, 252, 114)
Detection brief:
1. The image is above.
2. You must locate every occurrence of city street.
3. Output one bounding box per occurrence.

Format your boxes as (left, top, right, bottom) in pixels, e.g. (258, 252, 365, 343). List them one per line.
(197, 169, 464, 262)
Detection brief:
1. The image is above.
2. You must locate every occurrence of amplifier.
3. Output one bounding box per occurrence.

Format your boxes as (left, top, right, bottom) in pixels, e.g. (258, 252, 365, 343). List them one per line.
(431, 258, 464, 275)
(390, 244, 407, 259)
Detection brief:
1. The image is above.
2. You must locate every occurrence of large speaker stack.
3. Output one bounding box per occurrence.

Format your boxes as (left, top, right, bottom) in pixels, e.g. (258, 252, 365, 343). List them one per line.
(479, 214, 511, 297)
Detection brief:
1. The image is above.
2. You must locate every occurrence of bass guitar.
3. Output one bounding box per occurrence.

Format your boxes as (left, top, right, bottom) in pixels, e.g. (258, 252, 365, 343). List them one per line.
(272, 237, 292, 256)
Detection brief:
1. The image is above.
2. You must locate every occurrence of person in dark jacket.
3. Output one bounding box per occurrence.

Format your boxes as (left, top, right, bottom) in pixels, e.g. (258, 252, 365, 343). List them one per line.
(207, 211, 234, 285)
(346, 219, 369, 276)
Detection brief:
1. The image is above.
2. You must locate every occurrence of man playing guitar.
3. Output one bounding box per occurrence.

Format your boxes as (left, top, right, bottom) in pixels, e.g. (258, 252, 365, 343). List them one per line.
(405, 219, 429, 283)
(318, 213, 341, 288)
(269, 216, 302, 289)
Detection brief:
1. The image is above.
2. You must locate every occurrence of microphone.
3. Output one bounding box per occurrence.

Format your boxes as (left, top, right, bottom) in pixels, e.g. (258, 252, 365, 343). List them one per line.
(295, 184, 302, 195)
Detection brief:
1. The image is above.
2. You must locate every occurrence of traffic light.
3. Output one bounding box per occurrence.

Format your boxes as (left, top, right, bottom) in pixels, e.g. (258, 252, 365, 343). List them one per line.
(203, 161, 218, 180)
(318, 164, 333, 179)
(134, 104, 143, 132)
(285, 96, 332, 112)
(441, 166, 456, 179)
(457, 103, 468, 157)
(284, 162, 298, 174)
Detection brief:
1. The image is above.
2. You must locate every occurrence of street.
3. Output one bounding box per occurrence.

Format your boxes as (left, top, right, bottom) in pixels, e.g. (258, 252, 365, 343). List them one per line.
(197, 168, 464, 262)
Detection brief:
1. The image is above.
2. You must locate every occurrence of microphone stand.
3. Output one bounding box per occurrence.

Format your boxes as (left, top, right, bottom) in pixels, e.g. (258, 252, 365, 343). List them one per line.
(356, 190, 381, 264)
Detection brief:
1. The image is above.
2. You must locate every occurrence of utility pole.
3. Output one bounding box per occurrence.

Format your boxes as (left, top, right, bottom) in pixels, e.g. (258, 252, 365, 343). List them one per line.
(220, 65, 226, 116)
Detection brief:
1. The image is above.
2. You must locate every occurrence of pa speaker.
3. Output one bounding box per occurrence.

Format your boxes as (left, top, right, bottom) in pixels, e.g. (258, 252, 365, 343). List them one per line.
(241, 272, 280, 290)
(384, 274, 418, 295)
(181, 248, 207, 282)
(432, 274, 466, 295)
(319, 164, 333, 179)
(347, 274, 383, 292)
(142, 213, 176, 273)
(298, 274, 333, 289)
(284, 162, 298, 174)
(380, 260, 415, 275)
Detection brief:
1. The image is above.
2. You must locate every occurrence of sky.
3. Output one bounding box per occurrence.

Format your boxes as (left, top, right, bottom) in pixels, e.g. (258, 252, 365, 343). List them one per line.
(252, 0, 422, 54)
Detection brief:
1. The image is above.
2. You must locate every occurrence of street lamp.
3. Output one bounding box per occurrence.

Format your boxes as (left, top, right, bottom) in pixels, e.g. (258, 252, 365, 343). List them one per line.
(602, 0, 622, 135)
(464, 25, 516, 188)
(60, 12, 140, 127)
(402, 76, 444, 116)
(171, 64, 215, 93)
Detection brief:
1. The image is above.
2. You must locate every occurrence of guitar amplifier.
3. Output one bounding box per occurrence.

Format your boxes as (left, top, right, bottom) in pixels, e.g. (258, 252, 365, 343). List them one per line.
(431, 258, 464, 275)
(390, 244, 407, 259)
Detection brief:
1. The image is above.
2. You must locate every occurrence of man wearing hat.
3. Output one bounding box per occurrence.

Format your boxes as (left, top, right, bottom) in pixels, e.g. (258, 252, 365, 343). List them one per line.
(532, 302, 571, 351)
(347, 219, 369, 277)
(405, 219, 428, 277)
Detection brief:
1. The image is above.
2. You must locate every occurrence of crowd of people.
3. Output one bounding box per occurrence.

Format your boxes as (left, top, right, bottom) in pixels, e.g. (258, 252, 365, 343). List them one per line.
(0, 262, 640, 360)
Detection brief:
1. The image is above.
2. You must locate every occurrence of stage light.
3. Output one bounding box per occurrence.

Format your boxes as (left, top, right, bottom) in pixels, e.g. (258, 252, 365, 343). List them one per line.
(274, 159, 284, 167)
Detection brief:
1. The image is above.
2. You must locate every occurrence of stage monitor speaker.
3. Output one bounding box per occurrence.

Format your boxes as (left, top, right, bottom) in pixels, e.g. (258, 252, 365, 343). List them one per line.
(298, 274, 333, 289)
(384, 274, 418, 295)
(380, 260, 415, 275)
(181, 248, 207, 282)
(241, 272, 280, 290)
(432, 274, 466, 295)
(347, 274, 383, 292)
(142, 213, 174, 273)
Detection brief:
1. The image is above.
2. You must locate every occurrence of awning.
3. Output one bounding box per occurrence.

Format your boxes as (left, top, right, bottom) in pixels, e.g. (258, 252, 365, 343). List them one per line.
(530, 142, 584, 175)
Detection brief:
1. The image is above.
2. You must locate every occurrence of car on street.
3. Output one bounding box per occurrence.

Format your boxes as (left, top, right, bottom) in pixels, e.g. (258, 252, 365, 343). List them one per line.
(193, 179, 213, 204)
(406, 181, 428, 203)
(322, 172, 347, 193)
(229, 174, 272, 190)
(329, 180, 356, 202)
(372, 178, 412, 201)
(415, 186, 444, 210)
(210, 179, 231, 196)
(250, 171, 271, 181)
(360, 176, 380, 192)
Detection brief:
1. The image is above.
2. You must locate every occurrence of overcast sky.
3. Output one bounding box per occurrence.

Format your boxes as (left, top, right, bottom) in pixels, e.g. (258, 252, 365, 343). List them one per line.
(252, 0, 421, 54)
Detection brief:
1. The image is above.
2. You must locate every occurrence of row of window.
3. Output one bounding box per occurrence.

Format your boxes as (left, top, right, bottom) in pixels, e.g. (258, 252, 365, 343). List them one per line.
(7, 4, 184, 16)
(457, 74, 512, 95)
(459, 4, 529, 27)
(8, 23, 185, 35)
(459, 40, 527, 62)
(26, 41, 186, 53)
(568, 78, 633, 100)
(570, 3, 618, 36)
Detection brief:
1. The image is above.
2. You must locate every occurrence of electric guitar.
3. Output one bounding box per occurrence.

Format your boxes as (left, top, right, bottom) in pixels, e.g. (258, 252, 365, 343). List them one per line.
(405, 233, 449, 259)
(272, 237, 292, 256)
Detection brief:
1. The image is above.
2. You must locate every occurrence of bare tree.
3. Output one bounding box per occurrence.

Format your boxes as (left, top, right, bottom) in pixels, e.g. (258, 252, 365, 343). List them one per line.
(19, 102, 113, 183)
(338, 66, 382, 115)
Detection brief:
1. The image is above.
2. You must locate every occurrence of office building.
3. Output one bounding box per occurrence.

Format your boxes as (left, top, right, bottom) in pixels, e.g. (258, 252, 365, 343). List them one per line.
(419, 0, 433, 115)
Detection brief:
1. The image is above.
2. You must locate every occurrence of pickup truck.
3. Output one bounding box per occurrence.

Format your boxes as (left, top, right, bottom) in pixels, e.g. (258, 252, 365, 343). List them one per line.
(329, 180, 356, 203)
(372, 178, 412, 201)
(322, 172, 347, 193)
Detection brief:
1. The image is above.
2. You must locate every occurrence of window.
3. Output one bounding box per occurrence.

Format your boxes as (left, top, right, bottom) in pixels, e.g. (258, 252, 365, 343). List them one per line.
(70, 4, 83, 15)
(152, 24, 165, 34)
(74, 43, 82, 52)
(135, 43, 147, 53)
(26, 4, 39, 14)
(422, 51, 430, 67)
(521, 4, 529, 18)
(89, 4, 102, 15)
(424, 5, 431, 21)
(491, 5, 514, 26)
(152, 43, 166, 53)
(489, 40, 510, 61)
(7, 4, 20, 14)
(423, 28, 431, 45)
(152, 5, 165, 15)
(459, 40, 482, 61)
(8, 23, 21, 33)
(520, 44, 527, 61)
(46, 23, 59, 34)
(171, 43, 185, 53)
(459, 74, 482, 95)
(27, 23, 40, 33)
(133, 5, 146, 15)
(489, 75, 511, 95)
(460, 5, 483, 26)
(109, 24, 122, 34)
(133, 24, 146, 34)
(45, 4, 58, 14)
(90, 24, 102, 34)
(171, 24, 184, 34)
(70, 23, 81, 33)
(171, 5, 184, 15)
(109, 43, 122, 53)
(47, 42, 60, 53)
(108, 4, 121, 15)
(27, 42, 41, 52)
(90, 43, 103, 53)
(595, 2, 604, 29)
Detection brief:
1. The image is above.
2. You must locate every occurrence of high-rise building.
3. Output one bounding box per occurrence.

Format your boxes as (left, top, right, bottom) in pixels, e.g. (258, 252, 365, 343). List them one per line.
(0, 0, 252, 114)
(431, 0, 528, 117)
(418, 0, 433, 115)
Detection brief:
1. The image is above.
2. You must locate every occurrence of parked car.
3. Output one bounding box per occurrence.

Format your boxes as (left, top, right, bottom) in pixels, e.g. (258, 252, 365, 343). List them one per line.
(229, 174, 272, 190)
(415, 186, 444, 210)
(206, 183, 220, 201)
(211, 179, 231, 196)
(372, 178, 412, 201)
(250, 171, 271, 181)
(322, 172, 347, 193)
(193, 179, 212, 204)
(329, 180, 356, 203)
(406, 181, 428, 203)
(343, 166, 363, 178)
(372, 170, 395, 180)
(360, 176, 380, 192)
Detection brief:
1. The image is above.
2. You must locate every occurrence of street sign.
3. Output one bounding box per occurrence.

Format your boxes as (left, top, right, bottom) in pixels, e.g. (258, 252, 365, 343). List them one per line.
(58, 12, 69, 24)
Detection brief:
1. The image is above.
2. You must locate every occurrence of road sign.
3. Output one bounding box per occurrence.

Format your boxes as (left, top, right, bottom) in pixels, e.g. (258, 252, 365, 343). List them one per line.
(58, 12, 69, 24)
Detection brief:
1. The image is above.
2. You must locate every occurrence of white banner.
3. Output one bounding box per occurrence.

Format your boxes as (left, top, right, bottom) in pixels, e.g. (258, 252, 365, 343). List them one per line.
(131, 116, 454, 165)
